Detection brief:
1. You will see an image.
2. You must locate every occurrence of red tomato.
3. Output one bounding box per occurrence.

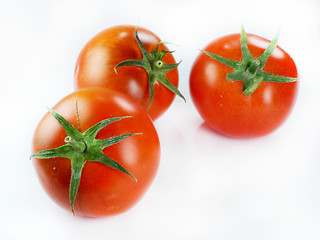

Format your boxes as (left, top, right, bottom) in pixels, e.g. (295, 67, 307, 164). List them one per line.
(190, 32, 298, 138)
(74, 25, 181, 120)
(32, 88, 160, 217)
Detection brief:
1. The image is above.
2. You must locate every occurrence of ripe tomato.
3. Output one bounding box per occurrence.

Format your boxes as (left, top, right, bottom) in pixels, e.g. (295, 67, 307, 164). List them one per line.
(190, 30, 298, 138)
(31, 88, 160, 217)
(74, 25, 183, 120)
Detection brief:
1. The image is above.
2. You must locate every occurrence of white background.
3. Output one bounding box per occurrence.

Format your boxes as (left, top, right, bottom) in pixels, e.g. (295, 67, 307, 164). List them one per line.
(1, 0, 320, 239)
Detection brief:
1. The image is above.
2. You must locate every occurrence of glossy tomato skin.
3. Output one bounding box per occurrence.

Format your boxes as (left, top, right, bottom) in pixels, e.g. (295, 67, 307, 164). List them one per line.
(32, 88, 160, 217)
(74, 25, 179, 120)
(190, 33, 298, 138)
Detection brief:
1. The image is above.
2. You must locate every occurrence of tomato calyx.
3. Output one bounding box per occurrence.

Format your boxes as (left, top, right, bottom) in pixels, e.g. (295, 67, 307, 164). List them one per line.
(31, 109, 139, 215)
(201, 26, 298, 96)
(114, 29, 185, 109)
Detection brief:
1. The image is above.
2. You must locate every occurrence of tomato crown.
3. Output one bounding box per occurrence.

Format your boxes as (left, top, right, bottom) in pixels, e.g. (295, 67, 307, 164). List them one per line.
(201, 26, 299, 96)
(114, 29, 185, 108)
(31, 109, 138, 215)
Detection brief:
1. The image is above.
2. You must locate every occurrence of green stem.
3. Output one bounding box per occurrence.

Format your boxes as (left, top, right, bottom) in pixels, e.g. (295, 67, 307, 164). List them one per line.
(65, 136, 87, 154)
(246, 60, 260, 76)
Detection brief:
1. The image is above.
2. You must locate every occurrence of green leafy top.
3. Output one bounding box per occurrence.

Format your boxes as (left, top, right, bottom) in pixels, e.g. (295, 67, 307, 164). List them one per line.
(201, 26, 298, 96)
(114, 29, 185, 108)
(31, 109, 139, 215)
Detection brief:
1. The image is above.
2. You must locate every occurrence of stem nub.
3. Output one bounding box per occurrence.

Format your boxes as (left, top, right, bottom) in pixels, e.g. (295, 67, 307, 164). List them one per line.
(246, 60, 260, 76)
(65, 136, 87, 154)
(156, 60, 163, 68)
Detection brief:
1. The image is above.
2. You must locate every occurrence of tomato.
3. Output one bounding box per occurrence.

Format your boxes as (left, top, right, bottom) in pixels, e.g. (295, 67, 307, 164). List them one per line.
(189, 29, 298, 138)
(74, 25, 184, 120)
(31, 88, 160, 217)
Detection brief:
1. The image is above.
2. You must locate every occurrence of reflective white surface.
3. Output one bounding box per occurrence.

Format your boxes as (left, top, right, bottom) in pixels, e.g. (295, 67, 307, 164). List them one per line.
(1, 0, 320, 239)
